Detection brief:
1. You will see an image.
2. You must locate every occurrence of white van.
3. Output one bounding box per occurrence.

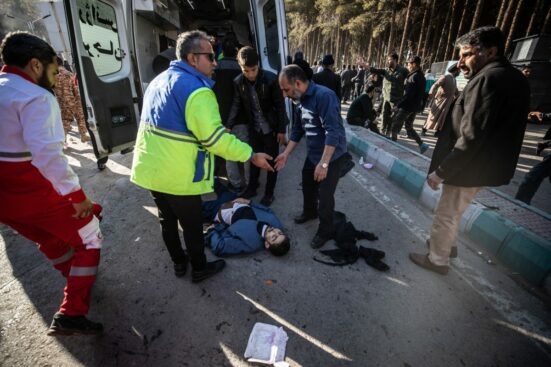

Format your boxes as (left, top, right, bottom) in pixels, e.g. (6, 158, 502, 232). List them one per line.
(61, 0, 289, 165)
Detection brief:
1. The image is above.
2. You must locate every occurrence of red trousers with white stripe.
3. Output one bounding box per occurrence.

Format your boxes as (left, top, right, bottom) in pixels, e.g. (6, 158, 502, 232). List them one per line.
(0, 161, 102, 316)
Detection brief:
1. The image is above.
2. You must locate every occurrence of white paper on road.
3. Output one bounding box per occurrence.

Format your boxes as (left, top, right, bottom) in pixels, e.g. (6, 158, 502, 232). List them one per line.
(244, 322, 288, 365)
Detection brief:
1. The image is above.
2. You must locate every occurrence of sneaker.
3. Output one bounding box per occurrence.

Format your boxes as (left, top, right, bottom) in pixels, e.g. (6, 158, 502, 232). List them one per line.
(409, 253, 449, 275)
(260, 194, 274, 206)
(419, 142, 429, 154)
(47, 313, 103, 336)
(191, 260, 226, 283)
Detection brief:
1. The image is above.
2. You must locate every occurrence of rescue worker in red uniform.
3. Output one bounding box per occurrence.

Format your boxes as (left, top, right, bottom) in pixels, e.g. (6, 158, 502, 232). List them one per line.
(54, 56, 91, 144)
(0, 31, 103, 336)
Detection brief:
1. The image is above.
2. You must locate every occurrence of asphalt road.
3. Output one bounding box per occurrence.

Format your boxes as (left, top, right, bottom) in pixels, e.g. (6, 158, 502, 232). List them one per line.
(1, 133, 550, 366)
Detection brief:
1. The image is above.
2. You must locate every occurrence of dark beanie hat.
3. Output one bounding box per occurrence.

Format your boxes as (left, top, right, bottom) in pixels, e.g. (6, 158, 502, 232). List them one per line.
(322, 54, 335, 65)
(293, 59, 313, 80)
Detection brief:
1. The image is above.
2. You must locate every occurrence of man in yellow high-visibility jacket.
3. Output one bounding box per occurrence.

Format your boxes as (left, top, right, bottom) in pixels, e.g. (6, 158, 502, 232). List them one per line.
(131, 30, 274, 283)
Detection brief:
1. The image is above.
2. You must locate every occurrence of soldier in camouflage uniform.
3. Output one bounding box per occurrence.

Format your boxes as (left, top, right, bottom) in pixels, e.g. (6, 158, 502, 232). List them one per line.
(54, 57, 90, 143)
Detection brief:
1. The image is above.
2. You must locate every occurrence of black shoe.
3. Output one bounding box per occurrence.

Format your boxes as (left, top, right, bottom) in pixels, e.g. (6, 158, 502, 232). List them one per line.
(240, 187, 257, 199)
(227, 183, 245, 193)
(260, 194, 274, 206)
(310, 234, 330, 249)
(47, 313, 103, 336)
(174, 261, 187, 277)
(294, 212, 318, 224)
(191, 260, 226, 283)
(536, 142, 546, 156)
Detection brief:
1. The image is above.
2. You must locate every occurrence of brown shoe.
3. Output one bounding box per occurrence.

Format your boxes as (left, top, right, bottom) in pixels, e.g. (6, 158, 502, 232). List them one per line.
(409, 253, 449, 275)
(81, 134, 91, 143)
(426, 239, 457, 258)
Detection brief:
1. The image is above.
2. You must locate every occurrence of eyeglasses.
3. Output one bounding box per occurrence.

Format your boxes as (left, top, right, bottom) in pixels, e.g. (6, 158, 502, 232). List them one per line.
(193, 52, 215, 62)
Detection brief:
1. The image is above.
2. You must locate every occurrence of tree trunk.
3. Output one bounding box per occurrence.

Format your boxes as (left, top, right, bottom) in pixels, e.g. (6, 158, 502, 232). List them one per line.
(470, 0, 485, 30)
(444, 0, 459, 60)
(526, 0, 541, 36)
(399, 0, 414, 60)
(505, 0, 525, 53)
(367, 22, 373, 62)
(417, 1, 430, 55)
(500, 0, 517, 31)
(543, 2, 551, 34)
(495, 0, 507, 27)
(452, 0, 470, 59)
(435, 5, 451, 61)
(388, 10, 396, 55)
(421, 0, 438, 64)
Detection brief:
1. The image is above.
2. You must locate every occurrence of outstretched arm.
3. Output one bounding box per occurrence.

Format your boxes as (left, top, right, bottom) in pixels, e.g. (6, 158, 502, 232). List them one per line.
(274, 140, 298, 171)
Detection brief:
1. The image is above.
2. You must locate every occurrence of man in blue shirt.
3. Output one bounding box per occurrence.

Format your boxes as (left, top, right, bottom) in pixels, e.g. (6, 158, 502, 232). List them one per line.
(276, 65, 348, 249)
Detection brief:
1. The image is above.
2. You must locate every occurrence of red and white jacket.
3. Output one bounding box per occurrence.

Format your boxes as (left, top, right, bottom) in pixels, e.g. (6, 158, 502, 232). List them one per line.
(0, 66, 84, 202)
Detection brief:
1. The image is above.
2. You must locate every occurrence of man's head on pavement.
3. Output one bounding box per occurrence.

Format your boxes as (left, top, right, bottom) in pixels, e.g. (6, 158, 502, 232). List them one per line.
(177, 30, 217, 78)
(237, 46, 260, 82)
(279, 64, 309, 101)
(406, 55, 421, 73)
(456, 26, 503, 79)
(386, 53, 399, 69)
(1, 31, 58, 89)
(264, 226, 290, 256)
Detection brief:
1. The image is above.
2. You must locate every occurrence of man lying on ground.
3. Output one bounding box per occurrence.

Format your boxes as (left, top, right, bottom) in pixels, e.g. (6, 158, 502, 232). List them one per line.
(202, 184, 290, 257)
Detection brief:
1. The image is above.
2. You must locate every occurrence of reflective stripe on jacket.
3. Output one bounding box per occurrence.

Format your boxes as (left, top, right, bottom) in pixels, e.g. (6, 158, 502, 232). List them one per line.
(131, 60, 252, 195)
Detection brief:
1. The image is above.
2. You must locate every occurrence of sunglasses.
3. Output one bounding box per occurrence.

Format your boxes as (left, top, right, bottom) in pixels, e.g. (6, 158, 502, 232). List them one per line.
(193, 52, 215, 62)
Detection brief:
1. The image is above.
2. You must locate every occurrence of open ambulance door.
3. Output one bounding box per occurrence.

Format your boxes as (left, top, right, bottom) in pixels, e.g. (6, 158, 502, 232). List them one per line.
(249, 0, 292, 123)
(249, 0, 289, 75)
(63, 0, 140, 162)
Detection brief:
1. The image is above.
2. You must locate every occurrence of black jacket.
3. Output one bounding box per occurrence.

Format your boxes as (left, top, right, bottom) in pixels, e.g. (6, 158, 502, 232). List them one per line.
(227, 70, 288, 133)
(213, 58, 243, 125)
(396, 68, 425, 112)
(430, 57, 530, 187)
(313, 68, 342, 100)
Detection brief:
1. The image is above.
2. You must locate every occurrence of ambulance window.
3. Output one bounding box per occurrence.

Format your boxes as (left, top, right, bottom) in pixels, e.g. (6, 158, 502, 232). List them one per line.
(76, 0, 123, 76)
(263, 0, 281, 71)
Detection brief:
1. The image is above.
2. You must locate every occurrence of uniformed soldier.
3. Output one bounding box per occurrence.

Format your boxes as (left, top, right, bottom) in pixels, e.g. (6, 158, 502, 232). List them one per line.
(54, 56, 90, 143)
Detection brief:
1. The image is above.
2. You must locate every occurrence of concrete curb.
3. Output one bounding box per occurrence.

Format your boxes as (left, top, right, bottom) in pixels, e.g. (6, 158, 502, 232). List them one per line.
(346, 127, 551, 289)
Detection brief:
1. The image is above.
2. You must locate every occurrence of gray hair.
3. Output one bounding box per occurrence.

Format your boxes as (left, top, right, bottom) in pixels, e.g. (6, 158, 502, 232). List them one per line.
(176, 30, 211, 61)
(279, 64, 308, 84)
(455, 26, 505, 56)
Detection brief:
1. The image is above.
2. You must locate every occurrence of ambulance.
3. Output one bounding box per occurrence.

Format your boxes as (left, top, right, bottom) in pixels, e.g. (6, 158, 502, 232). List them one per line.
(61, 0, 289, 167)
